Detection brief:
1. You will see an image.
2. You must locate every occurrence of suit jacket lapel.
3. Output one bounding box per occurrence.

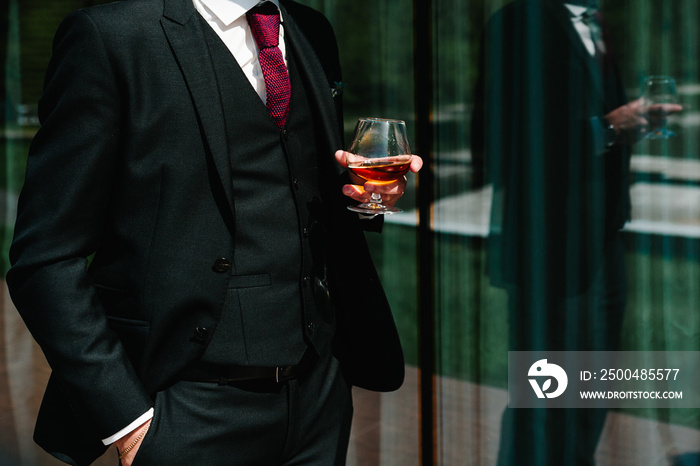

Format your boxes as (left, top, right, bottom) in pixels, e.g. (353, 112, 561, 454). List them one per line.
(280, 3, 343, 161)
(161, 0, 236, 224)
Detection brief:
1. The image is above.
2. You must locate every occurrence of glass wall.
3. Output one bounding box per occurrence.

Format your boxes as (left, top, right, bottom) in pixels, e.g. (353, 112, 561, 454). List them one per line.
(2, 0, 699, 464)
(433, 1, 699, 465)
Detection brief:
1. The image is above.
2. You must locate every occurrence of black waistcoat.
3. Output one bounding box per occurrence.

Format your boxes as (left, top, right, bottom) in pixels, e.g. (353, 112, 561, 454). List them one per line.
(199, 20, 334, 367)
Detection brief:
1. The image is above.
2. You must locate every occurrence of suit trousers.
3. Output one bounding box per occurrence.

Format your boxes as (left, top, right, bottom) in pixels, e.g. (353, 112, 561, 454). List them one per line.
(130, 351, 353, 465)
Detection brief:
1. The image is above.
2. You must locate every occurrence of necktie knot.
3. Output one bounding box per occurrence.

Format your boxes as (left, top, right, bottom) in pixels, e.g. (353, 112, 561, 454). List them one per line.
(247, 3, 280, 49)
(581, 9, 600, 25)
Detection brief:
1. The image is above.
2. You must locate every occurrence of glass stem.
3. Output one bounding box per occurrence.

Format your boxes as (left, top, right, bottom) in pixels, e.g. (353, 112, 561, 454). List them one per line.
(370, 193, 383, 204)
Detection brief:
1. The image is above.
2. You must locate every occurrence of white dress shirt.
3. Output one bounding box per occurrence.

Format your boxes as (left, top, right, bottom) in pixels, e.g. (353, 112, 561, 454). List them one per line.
(102, 0, 284, 446)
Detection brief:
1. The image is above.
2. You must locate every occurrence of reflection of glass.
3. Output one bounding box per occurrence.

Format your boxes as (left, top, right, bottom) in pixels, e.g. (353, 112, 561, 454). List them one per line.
(345, 118, 413, 215)
(641, 75, 679, 139)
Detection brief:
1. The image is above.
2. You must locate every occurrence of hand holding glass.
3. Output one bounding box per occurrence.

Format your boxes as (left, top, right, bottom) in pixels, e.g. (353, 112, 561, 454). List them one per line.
(641, 75, 679, 139)
(345, 118, 413, 214)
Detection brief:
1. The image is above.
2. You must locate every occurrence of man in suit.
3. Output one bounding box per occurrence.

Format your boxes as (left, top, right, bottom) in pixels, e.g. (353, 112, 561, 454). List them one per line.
(471, 0, 680, 464)
(7, 0, 421, 464)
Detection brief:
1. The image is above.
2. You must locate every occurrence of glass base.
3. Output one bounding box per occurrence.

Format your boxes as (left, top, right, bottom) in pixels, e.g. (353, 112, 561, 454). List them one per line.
(646, 129, 676, 140)
(347, 203, 402, 215)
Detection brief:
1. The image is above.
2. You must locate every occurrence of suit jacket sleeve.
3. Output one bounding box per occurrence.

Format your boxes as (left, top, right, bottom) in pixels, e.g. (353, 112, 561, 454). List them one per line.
(7, 10, 153, 439)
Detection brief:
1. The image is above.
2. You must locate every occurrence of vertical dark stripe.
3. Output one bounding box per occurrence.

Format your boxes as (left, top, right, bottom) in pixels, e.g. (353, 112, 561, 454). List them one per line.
(413, 0, 435, 465)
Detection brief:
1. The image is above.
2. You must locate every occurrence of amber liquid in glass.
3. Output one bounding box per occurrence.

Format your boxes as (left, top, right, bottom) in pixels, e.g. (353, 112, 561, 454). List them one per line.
(347, 156, 412, 185)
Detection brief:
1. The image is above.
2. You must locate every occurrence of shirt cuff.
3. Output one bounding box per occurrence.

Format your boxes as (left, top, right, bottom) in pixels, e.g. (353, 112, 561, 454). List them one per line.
(101, 408, 154, 445)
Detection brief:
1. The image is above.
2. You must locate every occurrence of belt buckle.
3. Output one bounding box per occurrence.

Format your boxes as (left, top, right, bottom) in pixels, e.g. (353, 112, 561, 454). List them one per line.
(275, 366, 294, 383)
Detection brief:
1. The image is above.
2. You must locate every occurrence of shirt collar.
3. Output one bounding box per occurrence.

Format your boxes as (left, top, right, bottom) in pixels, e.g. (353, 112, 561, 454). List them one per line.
(196, 0, 281, 27)
(564, 4, 588, 18)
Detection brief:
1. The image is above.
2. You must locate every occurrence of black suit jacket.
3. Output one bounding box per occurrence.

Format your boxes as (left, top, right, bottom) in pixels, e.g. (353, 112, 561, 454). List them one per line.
(472, 0, 631, 297)
(7, 1, 404, 463)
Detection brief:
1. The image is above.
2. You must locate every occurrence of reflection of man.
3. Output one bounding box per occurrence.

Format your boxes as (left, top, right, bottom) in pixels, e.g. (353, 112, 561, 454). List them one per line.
(472, 0, 680, 464)
(7, 0, 420, 464)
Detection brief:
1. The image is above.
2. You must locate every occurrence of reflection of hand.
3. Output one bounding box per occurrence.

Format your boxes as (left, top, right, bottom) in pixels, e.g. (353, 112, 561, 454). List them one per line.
(645, 101, 683, 132)
(334, 150, 423, 208)
(116, 419, 151, 466)
(605, 98, 683, 145)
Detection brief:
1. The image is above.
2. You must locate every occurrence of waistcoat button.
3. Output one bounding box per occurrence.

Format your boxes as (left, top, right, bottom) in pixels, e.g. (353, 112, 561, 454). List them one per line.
(192, 327, 209, 343)
(212, 258, 231, 273)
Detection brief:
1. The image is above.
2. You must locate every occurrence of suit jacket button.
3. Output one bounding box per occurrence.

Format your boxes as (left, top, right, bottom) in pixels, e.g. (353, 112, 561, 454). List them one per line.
(212, 258, 231, 273)
(192, 327, 209, 343)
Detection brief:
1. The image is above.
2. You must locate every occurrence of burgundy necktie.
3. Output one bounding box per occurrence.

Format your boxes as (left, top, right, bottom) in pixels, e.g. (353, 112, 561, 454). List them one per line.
(247, 3, 291, 129)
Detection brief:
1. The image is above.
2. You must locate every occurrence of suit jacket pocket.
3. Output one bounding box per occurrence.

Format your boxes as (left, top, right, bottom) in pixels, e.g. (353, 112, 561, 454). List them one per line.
(95, 283, 140, 320)
(229, 273, 271, 289)
(106, 316, 150, 370)
(96, 283, 149, 367)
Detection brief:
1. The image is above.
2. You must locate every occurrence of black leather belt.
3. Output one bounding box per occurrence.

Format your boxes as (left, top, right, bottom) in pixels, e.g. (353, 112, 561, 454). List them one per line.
(182, 350, 317, 385)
